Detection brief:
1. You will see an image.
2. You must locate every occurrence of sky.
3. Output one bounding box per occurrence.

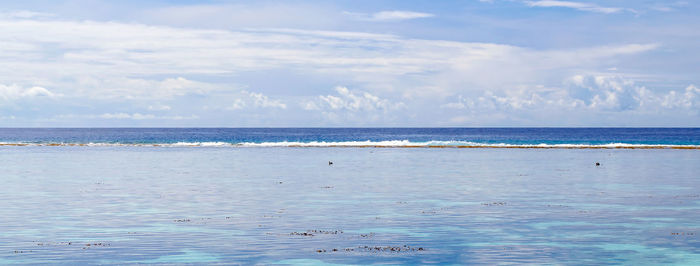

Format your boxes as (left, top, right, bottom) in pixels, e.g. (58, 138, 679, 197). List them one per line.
(0, 0, 698, 127)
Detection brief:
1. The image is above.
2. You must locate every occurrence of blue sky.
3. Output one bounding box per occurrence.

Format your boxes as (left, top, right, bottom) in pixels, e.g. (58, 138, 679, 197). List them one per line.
(1, 0, 698, 127)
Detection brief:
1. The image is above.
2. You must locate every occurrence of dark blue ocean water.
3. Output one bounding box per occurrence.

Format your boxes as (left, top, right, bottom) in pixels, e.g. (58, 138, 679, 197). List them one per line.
(0, 128, 698, 146)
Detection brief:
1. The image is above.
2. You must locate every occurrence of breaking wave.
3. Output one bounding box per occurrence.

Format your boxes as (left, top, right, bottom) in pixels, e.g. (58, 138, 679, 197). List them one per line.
(0, 140, 698, 149)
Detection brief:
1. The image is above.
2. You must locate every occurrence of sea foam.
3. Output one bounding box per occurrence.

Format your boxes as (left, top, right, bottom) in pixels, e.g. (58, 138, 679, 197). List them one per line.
(0, 140, 698, 149)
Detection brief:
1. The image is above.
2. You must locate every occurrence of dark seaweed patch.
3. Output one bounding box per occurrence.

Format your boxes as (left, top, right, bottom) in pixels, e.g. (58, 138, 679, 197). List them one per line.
(482, 202, 507, 206)
(316, 245, 425, 253)
(291, 230, 344, 236)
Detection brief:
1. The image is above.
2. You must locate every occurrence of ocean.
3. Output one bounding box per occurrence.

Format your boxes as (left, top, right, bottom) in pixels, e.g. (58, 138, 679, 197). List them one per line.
(0, 128, 698, 147)
(1, 128, 698, 264)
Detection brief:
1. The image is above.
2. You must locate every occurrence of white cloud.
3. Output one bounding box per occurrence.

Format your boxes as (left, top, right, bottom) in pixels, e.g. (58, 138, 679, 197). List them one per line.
(72, 76, 213, 99)
(525, 1, 628, 14)
(100, 113, 142, 119)
(1, 13, 691, 126)
(661, 85, 699, 109)
(228, 99, 246, 110)
(564, 75, 697, 112)
(88, 113, 197, 120)
(306, 86, 404, 112)
(301, 86, 406, 125)
(246, 91, 287, 109)
(442, 75, 699, 114)
(0, 16, 659, 102)
(302, 101, 320, 111)
(567, 75, 641, 110)
(225, 91, 286, 110)
(344, 10, 434, 22)
(0, 10, 54, 19)
(650, 1, 689, 12)
(147, 103, 171, 111)
(441, 89, 563, 111)
(0, 84, 60, 101)
(137, 3, 338, 29)
(371, 10, 434, 21)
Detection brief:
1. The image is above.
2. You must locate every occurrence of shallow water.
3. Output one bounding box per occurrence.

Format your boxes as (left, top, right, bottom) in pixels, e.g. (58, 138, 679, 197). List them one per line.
(1, 146, 698, 264)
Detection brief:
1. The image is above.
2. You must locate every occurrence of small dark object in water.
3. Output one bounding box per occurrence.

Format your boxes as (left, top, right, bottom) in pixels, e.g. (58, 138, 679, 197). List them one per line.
(290, 232, 314, 236)
(595, 162, 600, 166)
(355, 245, 425, 252)
(482, 202, 507, 206)
(303, 229, 343, 235)
(328, 161, 333, 165)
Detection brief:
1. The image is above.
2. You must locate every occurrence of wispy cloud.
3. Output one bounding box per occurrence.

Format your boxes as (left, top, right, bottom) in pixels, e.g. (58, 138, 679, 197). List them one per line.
(0, 16, 658, 102)
(1, 10, 692, 126)
(61, 113, 198, 120)
(137, 3, 338, 29)
(371, 10, 434, 21)
(345, 10, 434, 21)
(649, 1, 689, 12)
(525, 1, 629, 14)
(70, 76, 213, 100)
(0, 84, 61, 101)
(147, 103, 171, 111)
(0, 10, 55, 19)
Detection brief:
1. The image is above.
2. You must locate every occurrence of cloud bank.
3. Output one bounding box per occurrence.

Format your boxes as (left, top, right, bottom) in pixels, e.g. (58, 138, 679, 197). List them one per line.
(0, 2, 697, 126)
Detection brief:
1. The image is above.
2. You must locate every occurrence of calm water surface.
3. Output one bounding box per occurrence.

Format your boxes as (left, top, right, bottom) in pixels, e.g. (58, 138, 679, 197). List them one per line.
(1, 146, 699, 264)
(0, 128, 698, 146)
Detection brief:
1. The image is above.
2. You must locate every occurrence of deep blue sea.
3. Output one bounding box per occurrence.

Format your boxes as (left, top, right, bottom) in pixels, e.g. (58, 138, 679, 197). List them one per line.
(1, 128, 698, 265)
(0, 128, 698, 147)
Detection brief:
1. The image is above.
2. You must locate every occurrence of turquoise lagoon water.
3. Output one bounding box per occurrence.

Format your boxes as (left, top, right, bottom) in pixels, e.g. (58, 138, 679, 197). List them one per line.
(1, 144, 698, 264)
